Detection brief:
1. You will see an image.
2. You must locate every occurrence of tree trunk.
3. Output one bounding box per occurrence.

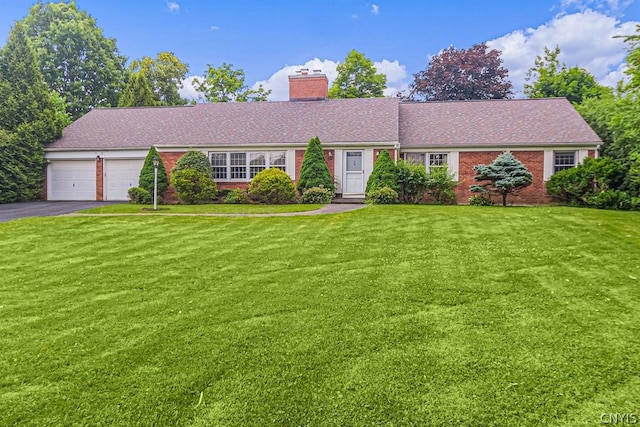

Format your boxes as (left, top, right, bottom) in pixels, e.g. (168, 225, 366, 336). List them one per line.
(502, 192, 507, 207)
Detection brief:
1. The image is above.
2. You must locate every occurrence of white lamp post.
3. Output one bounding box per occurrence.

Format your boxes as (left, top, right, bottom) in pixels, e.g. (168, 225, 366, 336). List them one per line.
(152, 156, 159, 210)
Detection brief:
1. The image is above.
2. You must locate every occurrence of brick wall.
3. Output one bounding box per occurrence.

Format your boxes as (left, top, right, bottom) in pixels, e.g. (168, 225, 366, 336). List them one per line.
(158, 152, 185, 203)
(456, 151, 551, 205)
(96, 158, 104, 201)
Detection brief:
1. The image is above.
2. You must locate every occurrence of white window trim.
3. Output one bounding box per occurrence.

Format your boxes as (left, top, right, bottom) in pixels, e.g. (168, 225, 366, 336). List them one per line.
(402, 151, 459, 181)
(543, 149, 588, 181)
(209, 151, 287, 182)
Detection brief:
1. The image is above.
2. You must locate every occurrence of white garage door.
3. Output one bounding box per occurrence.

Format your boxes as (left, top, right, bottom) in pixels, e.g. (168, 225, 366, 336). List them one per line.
(104, 159, 145, 201)
(49, 160, 96, 201)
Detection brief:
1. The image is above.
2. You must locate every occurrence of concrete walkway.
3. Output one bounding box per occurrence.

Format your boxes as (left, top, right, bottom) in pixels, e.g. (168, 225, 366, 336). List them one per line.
(68, 203, 368, 218)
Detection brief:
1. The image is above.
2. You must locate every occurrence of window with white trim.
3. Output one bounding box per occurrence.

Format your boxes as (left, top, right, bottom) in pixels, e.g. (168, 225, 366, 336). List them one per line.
(402, 152, 448, 172)
(428, 153, 448, 170)
(209, 151, 288, 181)
(404, 153, 425, 165)
(554, 151, 576, 173)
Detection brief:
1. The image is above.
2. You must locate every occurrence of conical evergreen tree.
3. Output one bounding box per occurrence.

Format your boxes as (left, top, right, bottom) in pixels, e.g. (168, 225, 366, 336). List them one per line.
(470, 151, 533, 206)
(365, 150, 399, 193)
(0, 23, 68, 203)
(297, 136, 334, 192)
(118, 71, 157, 107)
(138, 146, 168, 200)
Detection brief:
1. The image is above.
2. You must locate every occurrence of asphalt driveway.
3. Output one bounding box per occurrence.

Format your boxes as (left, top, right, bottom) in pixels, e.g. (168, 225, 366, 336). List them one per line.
(0, 201, 117, 223)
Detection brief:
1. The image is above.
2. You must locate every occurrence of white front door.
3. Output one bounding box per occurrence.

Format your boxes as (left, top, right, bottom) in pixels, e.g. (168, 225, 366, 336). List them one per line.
(104, 159, 145, 201)
(344, 150, 364, 196)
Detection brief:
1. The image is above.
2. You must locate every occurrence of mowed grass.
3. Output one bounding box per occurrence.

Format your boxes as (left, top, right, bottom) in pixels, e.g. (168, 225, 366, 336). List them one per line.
(0, 206, 639, 426)
(79, 203, 325, 214)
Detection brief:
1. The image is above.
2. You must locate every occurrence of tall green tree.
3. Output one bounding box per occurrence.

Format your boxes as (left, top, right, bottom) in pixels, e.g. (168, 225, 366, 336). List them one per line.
(525, 46, 608, 104)
(118, 72, 157, 107)
(193, 63, 270, 102)
(408, 43, 512, 101)
(22, 1, 127, 119)
(328, 49, 386, 99)
(129, 52, 189, 105)
(366, 150, 399, 193)
(0, 23, 69, 203)
(470, 152, 533, 206)
(297, 137, 334, 193)
(138, 146, 168, 199)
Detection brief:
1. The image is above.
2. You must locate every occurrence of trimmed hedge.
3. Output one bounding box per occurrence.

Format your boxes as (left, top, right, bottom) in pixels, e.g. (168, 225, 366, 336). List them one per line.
(249, 168, 297, 204)
(171, 168, 217, 204)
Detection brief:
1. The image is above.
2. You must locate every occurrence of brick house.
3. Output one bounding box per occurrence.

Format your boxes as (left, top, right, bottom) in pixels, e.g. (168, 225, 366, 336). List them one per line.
(44, 71, 601, 203)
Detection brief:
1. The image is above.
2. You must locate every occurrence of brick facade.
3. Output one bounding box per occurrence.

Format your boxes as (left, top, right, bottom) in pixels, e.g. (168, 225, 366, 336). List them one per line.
(294, 149, 335, 183)
(288, 74, 329, 101)
(455, 151, 550, 205)
(96, 158, 104, 201)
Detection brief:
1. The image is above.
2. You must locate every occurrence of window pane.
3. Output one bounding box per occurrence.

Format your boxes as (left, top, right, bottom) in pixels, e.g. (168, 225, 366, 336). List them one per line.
(250, 165, 266, 178)
(211, 153, 226, 166)
(405, 153, 425, 165)
(250, 152, 266, 165)
(429, 153, 448, 167)
(270, 151, 286, 166)
(230, 153, 247, 179)
(346, 152, 362, 171)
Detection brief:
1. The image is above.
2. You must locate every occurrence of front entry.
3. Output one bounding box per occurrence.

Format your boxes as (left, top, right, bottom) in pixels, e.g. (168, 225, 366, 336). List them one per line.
(343, 150, 364, 196)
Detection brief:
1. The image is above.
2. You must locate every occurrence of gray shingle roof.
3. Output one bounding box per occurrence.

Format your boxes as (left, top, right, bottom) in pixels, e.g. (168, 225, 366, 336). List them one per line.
(47, 98, 400, 150)
(47, 97, 601, 151)
(399, 98, 601, 147)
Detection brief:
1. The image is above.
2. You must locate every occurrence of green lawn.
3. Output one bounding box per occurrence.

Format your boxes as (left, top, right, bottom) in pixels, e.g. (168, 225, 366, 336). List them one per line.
(1, 206, 639, 426)
(79, 203, 325, 214)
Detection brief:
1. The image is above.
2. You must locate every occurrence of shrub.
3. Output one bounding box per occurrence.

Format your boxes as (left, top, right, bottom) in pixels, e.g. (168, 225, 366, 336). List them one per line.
(224, 188, 249, 204)
(366, 150, 399, 193)
(366, 187, 398, 204)
(584, 189, 634, 210)
(173, 150, 212, 176)
(138, 146, 168, 200)
(297, 136, 334, 193)
(248, 168, 297, 204)
(546, 157, 627, 205)
(468, 194, 494, 206)
(396, 159, 427, 203)
(127, 187, 151, 204)
(425, 166, 457, 204)
(301, 186, 333, 204)
(171, 168, 217, 204)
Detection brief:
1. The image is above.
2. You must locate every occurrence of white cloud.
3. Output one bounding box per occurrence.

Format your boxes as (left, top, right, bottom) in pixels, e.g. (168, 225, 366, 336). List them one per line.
(252, 58, 408, 101)
(352, 14, 359, 19)
(487, 9, 638, 96)
(210, 25, 220, 31)
(560, 0, 633, 14)
(166, 1, 180, 12)
(179, 76, 203, 102)
(371, 4, 379, 15)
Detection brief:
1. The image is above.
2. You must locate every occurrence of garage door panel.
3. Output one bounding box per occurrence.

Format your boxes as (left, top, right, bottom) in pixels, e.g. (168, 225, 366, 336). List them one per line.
(105, 159, 145, 201)
(49, 160, 96, 201)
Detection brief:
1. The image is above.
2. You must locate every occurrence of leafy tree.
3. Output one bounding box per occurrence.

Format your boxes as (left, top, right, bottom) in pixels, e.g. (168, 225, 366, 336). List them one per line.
(129, 52, 189, 105)
(297, 137, 334, 193)
(22, 1, 127, 119)
(193, 63, 270, 102)
(470, 152, 533, 206)
(425, 166, 457, 204)
(172, 150, 212, 176)
(0, 22, 69, 203)
(621, 24, 640, 92)
(171, 168, 217, 204)
(138, 146, 169, 200)
(366, 150, 399, 193)
(408, 42, 512, 101)
(118, 72, 157, 107)
(525, 46, 609, 104)
(328, 49, 386, 99)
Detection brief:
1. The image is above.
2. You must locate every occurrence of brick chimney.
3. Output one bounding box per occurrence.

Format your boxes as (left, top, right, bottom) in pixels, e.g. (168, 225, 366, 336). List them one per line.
(288, 69, 328, 101)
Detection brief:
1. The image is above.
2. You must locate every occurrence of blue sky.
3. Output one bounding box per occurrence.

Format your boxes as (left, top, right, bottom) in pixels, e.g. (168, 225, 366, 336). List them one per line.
(1, 0, 639, 100)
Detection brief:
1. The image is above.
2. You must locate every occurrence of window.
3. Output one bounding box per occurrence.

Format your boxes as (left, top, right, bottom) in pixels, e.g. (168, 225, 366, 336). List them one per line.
(211, 153, 227, 180)
(249, 153, 266, 178)
(404, 153, 425, 165)
(554, 151, 576, 173)
(209, 151, 288, 181)
(230, 153, 247, 179)
(429, 153, 448, 169)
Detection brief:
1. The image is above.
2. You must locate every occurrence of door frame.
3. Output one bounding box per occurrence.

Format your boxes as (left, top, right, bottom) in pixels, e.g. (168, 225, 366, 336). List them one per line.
(343, 150, 365, 196)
